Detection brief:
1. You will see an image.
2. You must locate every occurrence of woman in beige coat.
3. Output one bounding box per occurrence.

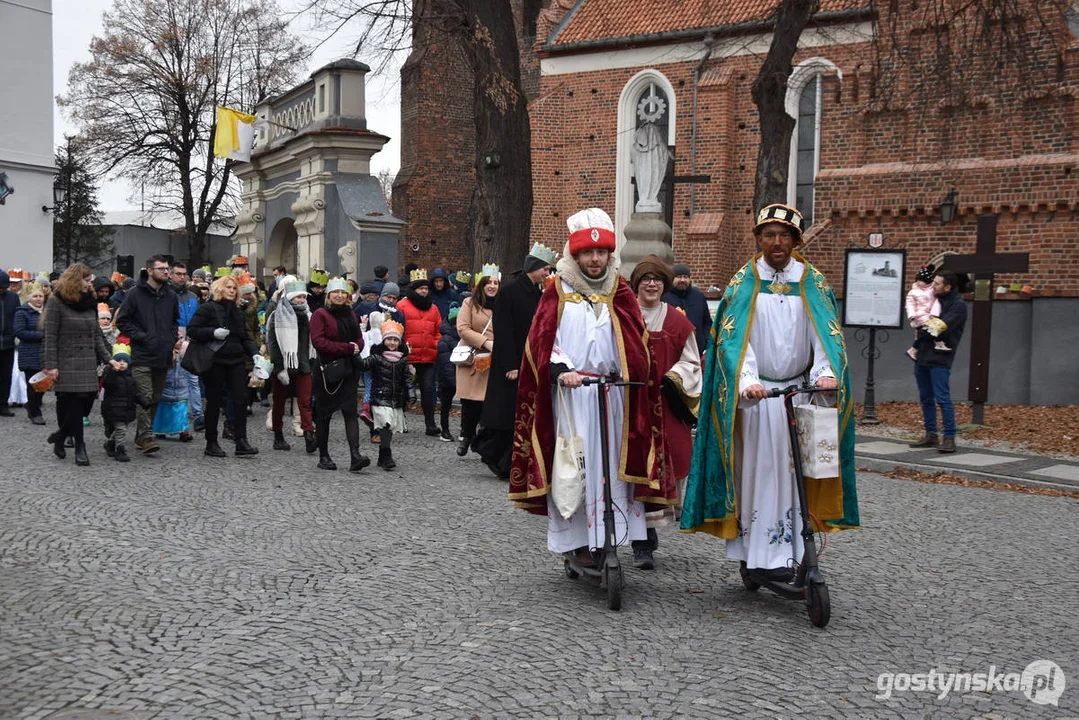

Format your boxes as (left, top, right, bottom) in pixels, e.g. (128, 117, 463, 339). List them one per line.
(455, 270, 499, 456)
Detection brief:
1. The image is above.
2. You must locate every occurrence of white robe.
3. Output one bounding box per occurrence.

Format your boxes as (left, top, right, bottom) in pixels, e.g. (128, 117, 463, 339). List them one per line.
(545, 281, 647, 553)
(728, 257, 834, 570)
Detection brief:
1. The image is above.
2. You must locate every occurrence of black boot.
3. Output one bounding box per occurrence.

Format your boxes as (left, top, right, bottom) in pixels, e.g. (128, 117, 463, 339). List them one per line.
(205, 437, 226, 457)
(318, 454, 337, 470)
(304, 430, 317, 454)
(631, 540, 654, 570)
(456, 435, 472, 457)
(114, 446, 130, 463)
(53, 433, 67, 459)
(222, 420, 235, 440)
(74, 442, 90, 467)
(234, 437, 259, 456)
(349, 447, 371, 472)
(273, 431, 291, 451)
(104, 438, 115, 457)
(378, 429, 396, 469)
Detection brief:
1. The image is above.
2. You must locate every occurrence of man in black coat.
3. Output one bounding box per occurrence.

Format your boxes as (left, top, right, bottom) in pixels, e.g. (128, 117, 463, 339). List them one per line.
(662, 263, 712, 354)
(909, 270, 968, 454)
(115, 254, 180, 454)
(476, 244, 557, 477)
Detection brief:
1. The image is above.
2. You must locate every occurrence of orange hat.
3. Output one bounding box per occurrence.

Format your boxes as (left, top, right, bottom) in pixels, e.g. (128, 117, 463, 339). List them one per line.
(236, 272, 256, 294)
(97, 303, 112, 319)
(110, 271, 127, 285)
(380, 320, 404, 340)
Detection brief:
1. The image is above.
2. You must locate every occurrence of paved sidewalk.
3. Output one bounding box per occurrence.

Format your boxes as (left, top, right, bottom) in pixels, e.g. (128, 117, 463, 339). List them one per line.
(855, 433, 1079, 491)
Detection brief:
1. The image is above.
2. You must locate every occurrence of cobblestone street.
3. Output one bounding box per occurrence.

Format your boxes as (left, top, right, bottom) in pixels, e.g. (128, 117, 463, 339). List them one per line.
(1, 403, 1076, 719)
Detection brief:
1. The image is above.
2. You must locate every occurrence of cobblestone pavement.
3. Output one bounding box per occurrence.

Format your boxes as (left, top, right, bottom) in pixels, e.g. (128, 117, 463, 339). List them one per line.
(1, 400, 1077, 719)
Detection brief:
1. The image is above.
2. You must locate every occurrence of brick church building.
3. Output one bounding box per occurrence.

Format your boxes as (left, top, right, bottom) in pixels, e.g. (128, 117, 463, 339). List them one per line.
(394, 0, 1079, 300)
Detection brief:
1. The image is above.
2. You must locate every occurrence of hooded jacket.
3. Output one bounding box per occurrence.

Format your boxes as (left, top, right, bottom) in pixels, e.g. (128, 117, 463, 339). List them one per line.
(429, 268, 461, 323)
(115, 278, 180, 368)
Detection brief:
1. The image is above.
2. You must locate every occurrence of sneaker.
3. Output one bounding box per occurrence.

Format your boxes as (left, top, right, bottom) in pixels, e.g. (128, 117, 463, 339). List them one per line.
(425, 426, 441, 437)
(632, 542, 655, 570)
(82, 416, 90, 426)
(179, 432, 193, 443)
(30, 416, 46, 425)
(439, 429, 453, 442)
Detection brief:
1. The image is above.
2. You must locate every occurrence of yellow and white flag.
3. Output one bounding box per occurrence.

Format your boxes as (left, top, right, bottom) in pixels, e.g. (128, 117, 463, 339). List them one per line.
(214, 106, 264, 162)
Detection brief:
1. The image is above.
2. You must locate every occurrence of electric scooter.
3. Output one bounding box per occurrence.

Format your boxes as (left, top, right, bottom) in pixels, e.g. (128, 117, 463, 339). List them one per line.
(738, 384, 833, 628)
(561, 374, 643, 611)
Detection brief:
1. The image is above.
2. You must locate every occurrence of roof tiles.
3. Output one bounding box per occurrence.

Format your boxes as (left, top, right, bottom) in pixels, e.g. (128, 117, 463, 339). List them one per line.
(550, 0, 871, 47)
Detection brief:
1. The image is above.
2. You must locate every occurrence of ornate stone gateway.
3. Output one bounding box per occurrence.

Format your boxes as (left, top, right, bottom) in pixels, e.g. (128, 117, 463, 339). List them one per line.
(232, 59, 403, 283)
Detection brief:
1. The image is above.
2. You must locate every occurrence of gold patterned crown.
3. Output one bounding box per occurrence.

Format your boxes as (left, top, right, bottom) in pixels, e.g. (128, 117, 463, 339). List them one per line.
(454, 270, 472, 285)
(309, 268, 330, 286)
(754, 203, 805, 240)
(528, 242, 558, 265)
(410, 268, 428, 283)
(214, 266, 231, 278)
(479, 263, 500, 281)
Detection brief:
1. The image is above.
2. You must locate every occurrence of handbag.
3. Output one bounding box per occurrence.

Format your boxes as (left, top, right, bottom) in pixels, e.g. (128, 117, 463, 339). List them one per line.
(551, 386, 587, 520)
(792, 404, 840, 480)
(180, 340, 218, 375)
(320, 357, 351, 386)
(451, 316, 492, 367)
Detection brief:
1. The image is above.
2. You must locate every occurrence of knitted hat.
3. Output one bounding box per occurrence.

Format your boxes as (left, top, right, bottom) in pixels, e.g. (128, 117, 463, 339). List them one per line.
(326, 277, 349, 294)
(754, 203, 805, 243)
(447, 302, 460, 322)
(35, 273, 50, 286)
(566, 208, 616, 256)
(630, 254, 674, 293)
(309, 268, 329, 286)
(916, 263, 936, 284)
(236, 272, 257, 295)
(111, 343, 132, 364)
(359, 281, 379, 296)
(380, 320, 404, 340)
(380, 281, 400, 299)
(284, 279, 308, 300)
(97, 303, 112, 319)
(672, 263, 691, 277)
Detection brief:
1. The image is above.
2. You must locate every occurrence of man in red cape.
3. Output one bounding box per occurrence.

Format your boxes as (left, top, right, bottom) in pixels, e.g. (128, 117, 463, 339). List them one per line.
(508, 207, 676, 567)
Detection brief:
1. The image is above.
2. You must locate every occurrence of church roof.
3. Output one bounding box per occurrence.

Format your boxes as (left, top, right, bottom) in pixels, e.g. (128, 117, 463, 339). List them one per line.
(547, 0, 873, 50)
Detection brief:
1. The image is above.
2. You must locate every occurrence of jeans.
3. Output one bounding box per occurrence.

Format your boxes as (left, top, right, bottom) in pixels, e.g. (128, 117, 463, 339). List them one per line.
(178, 365, 203, 420)
(132, 366, 167, 443)
(914, 364, 955, 438)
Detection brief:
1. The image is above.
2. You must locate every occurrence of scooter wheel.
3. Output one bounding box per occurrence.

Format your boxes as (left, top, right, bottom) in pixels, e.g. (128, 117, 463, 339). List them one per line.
(739, 562, 761, 592)
(605, 564, 623, 611)
(805, 581, 831, 628)
(564, 558, 580, 580)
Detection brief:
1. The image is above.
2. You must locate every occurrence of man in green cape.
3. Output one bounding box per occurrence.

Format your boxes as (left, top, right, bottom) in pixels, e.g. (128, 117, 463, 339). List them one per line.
(680, 203, 859, 581)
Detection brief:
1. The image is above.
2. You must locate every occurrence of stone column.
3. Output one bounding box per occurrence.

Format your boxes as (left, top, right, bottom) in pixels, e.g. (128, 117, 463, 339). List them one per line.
(291, 193, 326, 276)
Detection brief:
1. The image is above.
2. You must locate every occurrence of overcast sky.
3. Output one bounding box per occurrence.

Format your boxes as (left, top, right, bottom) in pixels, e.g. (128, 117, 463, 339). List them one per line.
(51, 0, 403, 212)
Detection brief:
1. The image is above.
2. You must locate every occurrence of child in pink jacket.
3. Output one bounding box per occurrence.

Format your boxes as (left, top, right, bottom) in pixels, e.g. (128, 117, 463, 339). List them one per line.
(905, 264, 951, 361)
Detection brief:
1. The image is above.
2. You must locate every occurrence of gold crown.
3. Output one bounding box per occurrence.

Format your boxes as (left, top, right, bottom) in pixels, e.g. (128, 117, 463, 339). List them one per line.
(410, 268, 428, 282)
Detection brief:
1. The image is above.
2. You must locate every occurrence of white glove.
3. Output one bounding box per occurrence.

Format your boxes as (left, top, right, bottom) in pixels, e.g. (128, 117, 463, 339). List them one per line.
(213, 327, 229, 340)
(277, 370, 290, 385)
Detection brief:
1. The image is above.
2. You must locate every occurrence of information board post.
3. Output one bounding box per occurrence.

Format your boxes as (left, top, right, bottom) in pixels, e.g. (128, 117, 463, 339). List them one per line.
(842, 242, 906, 426)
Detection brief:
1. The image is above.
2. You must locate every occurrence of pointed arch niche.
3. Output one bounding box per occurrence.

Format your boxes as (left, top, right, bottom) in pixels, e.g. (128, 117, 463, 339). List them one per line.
(785, 57, 841, 226)
(616, 69, 677, 250)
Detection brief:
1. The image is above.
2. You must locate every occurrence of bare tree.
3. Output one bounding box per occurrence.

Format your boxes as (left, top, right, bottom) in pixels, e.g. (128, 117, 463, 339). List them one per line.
(59, 0, 308, 266)
(298, 0, 533, 272)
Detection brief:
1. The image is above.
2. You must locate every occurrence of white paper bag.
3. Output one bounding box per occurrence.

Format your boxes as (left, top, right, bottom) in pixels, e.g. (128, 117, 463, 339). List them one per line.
(793, 404, 839, 479)
(551, 387, 586, 520)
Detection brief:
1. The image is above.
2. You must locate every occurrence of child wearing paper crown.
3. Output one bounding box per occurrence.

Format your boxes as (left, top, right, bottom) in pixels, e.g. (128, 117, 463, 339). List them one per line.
(905, 264, 950, 361)
(101, 343, 150, 463)
(355, 320, 410, 470)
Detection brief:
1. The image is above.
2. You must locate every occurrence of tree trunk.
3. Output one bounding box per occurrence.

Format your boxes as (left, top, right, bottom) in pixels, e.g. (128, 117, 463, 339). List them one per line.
(460, 0, 533, 274)
(752, 0, 819, 212)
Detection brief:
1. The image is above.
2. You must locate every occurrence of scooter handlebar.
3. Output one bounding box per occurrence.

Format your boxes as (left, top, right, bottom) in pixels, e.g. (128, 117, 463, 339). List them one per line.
(766, 383, 833, 398)
(555, 374, 644, 388)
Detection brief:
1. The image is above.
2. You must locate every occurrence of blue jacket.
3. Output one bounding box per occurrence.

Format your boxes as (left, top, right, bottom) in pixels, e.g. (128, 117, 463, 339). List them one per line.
(0, 289, 18, 350)
(173, 284, 199, 329)
(436, 316, 460, 389)
(663, 284, 711, 353)
(429, 268, 461, 324)
(13, 302, 44, 370)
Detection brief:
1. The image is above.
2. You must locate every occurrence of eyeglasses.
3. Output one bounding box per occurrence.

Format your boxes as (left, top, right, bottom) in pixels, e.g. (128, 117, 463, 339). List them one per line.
(639, 276, 664, 286)
(151, 266, 170, 272)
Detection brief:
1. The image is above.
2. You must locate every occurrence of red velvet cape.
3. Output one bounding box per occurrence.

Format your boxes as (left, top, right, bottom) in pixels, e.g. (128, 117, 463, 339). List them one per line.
(507, 275, 676, 515)
(650, 306, 696, 480)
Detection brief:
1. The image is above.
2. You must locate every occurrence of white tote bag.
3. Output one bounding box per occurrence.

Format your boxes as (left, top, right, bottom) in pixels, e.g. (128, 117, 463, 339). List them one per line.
(551, 386, 586, 520)
(792, 404, 840, 480)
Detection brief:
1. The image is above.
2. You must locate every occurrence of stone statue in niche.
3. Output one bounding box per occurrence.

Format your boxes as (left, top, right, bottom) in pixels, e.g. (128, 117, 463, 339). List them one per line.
(632, 121, 670, 213)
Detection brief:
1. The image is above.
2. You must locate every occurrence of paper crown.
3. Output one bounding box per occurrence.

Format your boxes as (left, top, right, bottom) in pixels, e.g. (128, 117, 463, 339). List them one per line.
(380, 320, 404, 340)
(309, 268, 329, 286)
(229, 254, 249, 266)
(326, 277, 349, 294)
(409, 268, 429, 283)
(235, 272, 256, 294)
(6, 268, 26, 281)
(284, 279, 307, 298)
(454, 271, 472, 285)
(214, 266, 231, 278)
(97, 303, 112, 318)
(478, 263, 500, 282)
(754, 203, 805, 239)
(111, 343, 132, 362)
(528, 243, 558, 265)
(110, 271, 127, 284)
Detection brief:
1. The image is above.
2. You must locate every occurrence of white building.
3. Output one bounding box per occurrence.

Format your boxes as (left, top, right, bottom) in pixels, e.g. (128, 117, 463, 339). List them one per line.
(0, 0, 55, 273)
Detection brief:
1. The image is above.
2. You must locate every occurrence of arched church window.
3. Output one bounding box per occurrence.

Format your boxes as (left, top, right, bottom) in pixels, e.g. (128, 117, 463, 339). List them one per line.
(785, 58, 840, 227)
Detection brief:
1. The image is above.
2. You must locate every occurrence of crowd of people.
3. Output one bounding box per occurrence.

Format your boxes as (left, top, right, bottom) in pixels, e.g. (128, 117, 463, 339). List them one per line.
(2, 200, 973, 582)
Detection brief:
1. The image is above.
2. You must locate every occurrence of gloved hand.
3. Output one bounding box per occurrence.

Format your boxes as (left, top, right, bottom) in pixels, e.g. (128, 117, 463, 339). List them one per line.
(213, 327, 230, 340)
(277, 370, 290, 386)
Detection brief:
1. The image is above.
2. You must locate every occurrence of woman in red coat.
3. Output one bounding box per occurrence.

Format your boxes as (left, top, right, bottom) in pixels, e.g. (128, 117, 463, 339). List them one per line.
(396, 270, 442, 435)
(310, 278, 371, 472)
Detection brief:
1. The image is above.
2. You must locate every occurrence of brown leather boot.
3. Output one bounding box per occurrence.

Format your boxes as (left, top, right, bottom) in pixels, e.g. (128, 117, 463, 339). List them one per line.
(909, 434, 938, 448)
(939, 436, 956, 453)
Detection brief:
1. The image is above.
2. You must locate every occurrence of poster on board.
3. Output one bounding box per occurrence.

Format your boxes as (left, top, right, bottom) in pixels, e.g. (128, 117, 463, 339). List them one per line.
(842, 248, 906, 329)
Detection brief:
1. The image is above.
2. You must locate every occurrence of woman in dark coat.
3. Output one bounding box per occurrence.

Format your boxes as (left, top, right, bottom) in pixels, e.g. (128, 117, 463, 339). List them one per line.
(265, 278, 316, 453)
(42, 264, 117, 465)
(310, 278, 370, 472)
(186, 275, 261, 458)
(15, 282, 47, 424)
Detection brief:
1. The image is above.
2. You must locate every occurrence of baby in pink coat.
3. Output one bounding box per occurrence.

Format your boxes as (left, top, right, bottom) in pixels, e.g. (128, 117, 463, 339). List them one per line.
(905, 264, 951, 361)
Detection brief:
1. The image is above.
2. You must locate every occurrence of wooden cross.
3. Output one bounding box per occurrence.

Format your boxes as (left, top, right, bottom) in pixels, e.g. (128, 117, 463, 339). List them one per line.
(940, 215, 1029, 425)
